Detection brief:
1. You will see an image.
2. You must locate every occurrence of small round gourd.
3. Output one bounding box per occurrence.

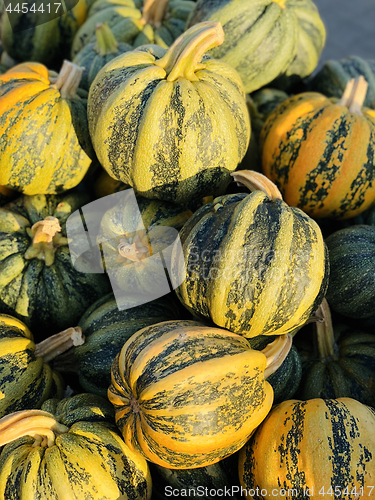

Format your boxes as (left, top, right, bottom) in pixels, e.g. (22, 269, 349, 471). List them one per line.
(239, 397, 375, 496)
(175, 170, 329, 338)
(0, 60, 92, 195)
(88, 21, 250, 204)
(0, 393, 152, 499)
(261, 76, 375, 219)
(108, 319, 292, 469)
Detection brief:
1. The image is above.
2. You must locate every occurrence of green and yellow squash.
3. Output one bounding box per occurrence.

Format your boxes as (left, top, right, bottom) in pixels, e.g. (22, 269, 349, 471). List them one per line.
(311, 56, 375, 110)
(175, 170, 329, 338)
(70, 292, 187, 397)
(88, 21, 250, 204)
(261, 76, 375, 219)
(186, 0, 325, 94)
(297, 299, 375, 407)
(108, 319, 292, 469)
(73, 22, 133, 91)
(0, 193, 111, 335)
(325, 225, 375, 319)
(71, 0, 195, 57)
(0, 314, 86, 418)
(0, 60, 93, 195)
(239, 397, 375, 497)
(0, 0, 90, 69)
(0, 393, 152, 499)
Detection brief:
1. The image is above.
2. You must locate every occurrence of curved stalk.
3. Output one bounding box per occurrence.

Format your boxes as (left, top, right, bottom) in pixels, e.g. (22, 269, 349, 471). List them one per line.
(50, 60, 84, 100)
(337, 76, 368, 115)
(231, 170, 283, 201)
(315, 298, 337, 360)
(35, 327, 85, 364)
(263, 334, 292, 379)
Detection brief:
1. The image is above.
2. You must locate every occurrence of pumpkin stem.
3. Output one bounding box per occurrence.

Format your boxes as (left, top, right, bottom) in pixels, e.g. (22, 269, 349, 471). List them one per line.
(263, 334, 292, 378)
(24, 216, 69, 266)
(140, 0, 170, 28)
(337, 76, 368, 115)
(231, 170, 283, 201)
(50, 60, 84, 100)
(0, 410, 68, 448)
(94, 22, 119, 56)
(154, 21, 224, 82)
(35, 327, 85, 364)
(315, 298, 337, 360)
(118, 232, 151, 262)
(272, 0, 287, 8)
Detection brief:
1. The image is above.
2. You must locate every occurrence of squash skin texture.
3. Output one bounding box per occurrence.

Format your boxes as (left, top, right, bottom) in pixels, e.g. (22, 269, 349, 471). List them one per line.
(108, 320, 274, 469)
(0, 62, 92, 195)
(0, 394, 152, 499)
(239, 398, 375, 497)
(261, 92, 375, 219)
(187, 0, 325, 94)
(0, 314, 63, 418)
(88, 46, 250, 204)
(175, 191, 329, 338)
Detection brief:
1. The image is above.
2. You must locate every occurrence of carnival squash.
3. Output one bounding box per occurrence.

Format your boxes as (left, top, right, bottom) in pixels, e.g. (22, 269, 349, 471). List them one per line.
(239, 397, 375, 498)
(297, 299, 375, 407)
(261, 76, 375, 219)
(325, 225, 375, 319)
(186, 0, 326, 94)
(0, 60, 93, 195)
(71, 0, 195, 57)
(108, 319, 292, 469)
(174, 170, 329, 338)
(0, 193, 111, 335)
(73, 22, 132, 91)
(0, 393, 152, 499)
(88, 21, 250, 204)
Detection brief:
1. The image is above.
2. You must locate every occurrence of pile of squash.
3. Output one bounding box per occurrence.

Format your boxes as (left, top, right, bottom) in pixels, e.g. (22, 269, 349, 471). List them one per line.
(0, 0, 375, 498)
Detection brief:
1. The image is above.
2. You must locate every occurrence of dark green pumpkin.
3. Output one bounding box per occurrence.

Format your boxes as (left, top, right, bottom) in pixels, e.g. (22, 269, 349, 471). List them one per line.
(325, 225, 375, 319)
(175, 170, 329, 338)
(73, 22, 133, 91)
(296, 299, 375, 407)
(186, 0, 326, 93)
(73, 292, 187, 397)
(0, 193, 111, 336)
(311, 56, 375, 110)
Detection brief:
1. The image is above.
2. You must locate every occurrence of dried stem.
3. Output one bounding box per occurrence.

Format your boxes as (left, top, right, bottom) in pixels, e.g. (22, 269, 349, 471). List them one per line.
(231, 170, 283, 201)
(35, 327, 85, 364)
(263, 334, 292, 378)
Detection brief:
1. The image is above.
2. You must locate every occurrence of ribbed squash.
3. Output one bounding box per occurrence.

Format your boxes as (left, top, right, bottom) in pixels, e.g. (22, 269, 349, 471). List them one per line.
(311, 56, 375, 110)
(0, 60, 93, 195)
(0, 393, 152, 499)
(239, 398, 375, 498)
(325, 225, 375, 319)
(174, 170, 329, 338)
(0, 314, 87, 418)
(0, 0, 90, 69)
(297, 299, 375, 407)
(108, 319, 292, 469)
(73, 22, 132, 91)
(71, 0, 195, 57)
(70, 292, 186, 397)
(261, 76, 375, 219)
(88, 22, 250, 204)
(0, 193, 111, 335)
(187, 0, 325, 94)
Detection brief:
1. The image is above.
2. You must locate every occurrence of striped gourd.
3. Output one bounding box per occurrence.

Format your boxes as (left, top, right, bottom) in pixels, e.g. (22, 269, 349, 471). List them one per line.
(73, 22, 133, 91)
(239, 398, 375, 497)
(0, 60, 92, 195)
(0, 393, 152, 499)
(297, 299, 375, 407)
(88, 22, 250, 204)
(174, 170, 329, 338)
(311, 56, 375, 110)
(186, 0, 325, 94)
(325, 225, 375, 319)
(72, 292, 186, 397)
(0, 0, 90, 69)
(261, 77, 375, 219)
(71, 0, 195, 57)
(0, 192, 111, 335)
(0, 314, 86, 418)
(108, 319, 292, 469)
